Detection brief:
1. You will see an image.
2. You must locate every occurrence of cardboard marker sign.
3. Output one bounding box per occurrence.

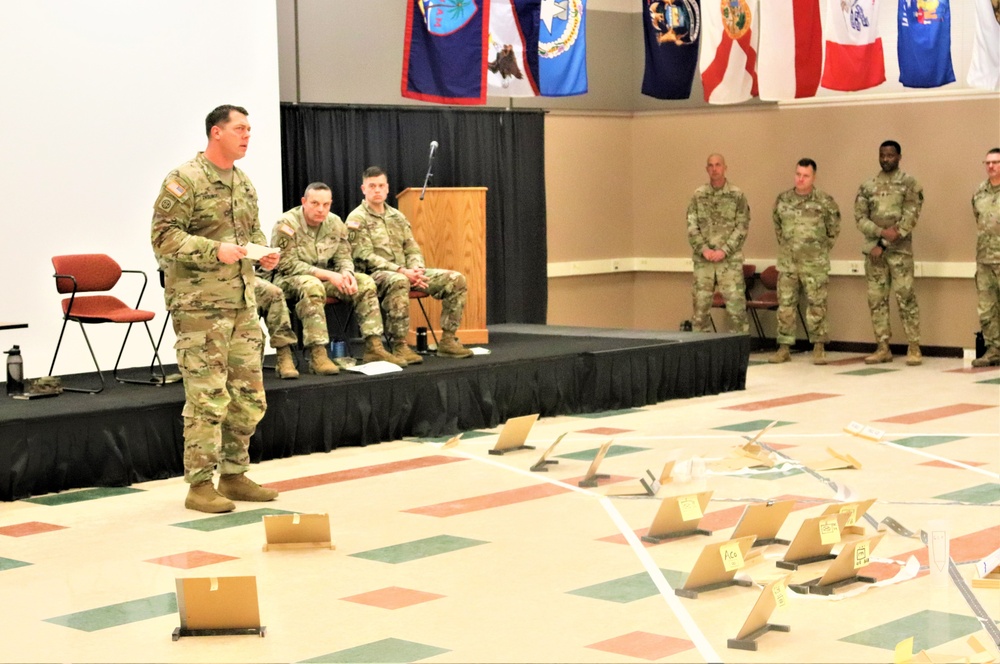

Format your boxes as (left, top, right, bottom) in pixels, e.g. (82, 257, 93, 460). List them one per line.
(720, 540, 746, 572)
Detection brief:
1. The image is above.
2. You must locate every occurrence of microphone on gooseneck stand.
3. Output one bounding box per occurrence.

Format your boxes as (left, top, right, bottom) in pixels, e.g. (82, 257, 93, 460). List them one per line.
(419, 140, 438, 201)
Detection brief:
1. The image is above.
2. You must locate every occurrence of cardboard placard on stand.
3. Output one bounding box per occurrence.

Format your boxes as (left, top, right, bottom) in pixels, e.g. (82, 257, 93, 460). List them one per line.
(529, 433, 567, 472)
(604, 461, 675, 497)
(819, 498, 877, 537)
(488, 413, 539, 456)
(262, 513, 335, 552)
(172, 576, 264, 640)
(641, 490, 714, 543)
(972, 546, 1000, 589)
(441, 433, 462, 449)
(731, 500, 796, 547)
(777, 512, 851, 570)
(727, 575, 793, 651)
(675, 536, 757, 599)
(578, 440, 614, 487)
(802, 447, 863, 472)
(789, 533, 884, 595)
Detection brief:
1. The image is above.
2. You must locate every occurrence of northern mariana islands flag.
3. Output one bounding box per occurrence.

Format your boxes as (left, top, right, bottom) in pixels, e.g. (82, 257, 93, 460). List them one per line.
(538, 0, 588, 96)
(897, 0, 955, 89)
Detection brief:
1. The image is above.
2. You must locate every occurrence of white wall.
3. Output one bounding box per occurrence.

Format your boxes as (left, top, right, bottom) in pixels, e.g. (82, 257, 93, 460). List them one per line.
(0, 1, 283, 379)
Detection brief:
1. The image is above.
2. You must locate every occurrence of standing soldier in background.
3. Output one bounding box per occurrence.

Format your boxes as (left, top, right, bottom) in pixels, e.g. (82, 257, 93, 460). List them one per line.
(270, 182, 406, 370)
(151, 104, 279, 513)
(769, 158, 841, 365)
(855, 140, 924, 366)
(972, 147, 1000, 367)
(686, 153, 750, 334)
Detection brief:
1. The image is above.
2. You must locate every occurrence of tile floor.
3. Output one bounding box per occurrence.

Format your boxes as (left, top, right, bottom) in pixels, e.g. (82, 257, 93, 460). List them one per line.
(0, 348, 998, 663)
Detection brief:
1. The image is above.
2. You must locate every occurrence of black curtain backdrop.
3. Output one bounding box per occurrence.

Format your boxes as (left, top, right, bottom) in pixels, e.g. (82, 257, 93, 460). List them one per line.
(279, 103, 548, 325)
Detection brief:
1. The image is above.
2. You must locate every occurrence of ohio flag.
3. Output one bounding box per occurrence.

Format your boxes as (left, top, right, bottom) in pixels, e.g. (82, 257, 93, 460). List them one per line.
(757, 0, 822, 101)
(700, 0, 759, 104)
(821, 0, 886, 92)
(898, 0, 955, 88)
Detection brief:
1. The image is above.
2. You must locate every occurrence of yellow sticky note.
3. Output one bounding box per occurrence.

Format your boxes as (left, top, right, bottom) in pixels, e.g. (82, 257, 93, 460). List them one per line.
(853, 540, 871, 569)
(772, 580, 788, 608)
(819, 516, 841, 545)
(839, 504, 858, 526)
(894, 636, 914, 664)
(720, 540, 745, 572)
(678, 495, 703, 522)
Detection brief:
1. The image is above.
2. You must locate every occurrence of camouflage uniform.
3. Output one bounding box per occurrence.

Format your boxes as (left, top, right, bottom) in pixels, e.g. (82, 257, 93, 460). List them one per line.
(151, 152, 267, 486)
(973, 179, 1000, 349)
(269, 206, 386, 346)
(772, 188, 841, 345)
(686, 182, 750, 334)
(347, 200, 467, 341)
(255, 278, 297, 349)
(855, 169, 924, 344)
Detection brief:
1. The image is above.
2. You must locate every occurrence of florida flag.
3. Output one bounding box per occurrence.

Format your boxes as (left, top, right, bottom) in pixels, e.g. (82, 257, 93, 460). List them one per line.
(700, 0, 759, 104)
(487, 0, 541, 96)
(821, 0, 885, 91)
(757, 0, 822, 101)
(968, 0, 1000, 91)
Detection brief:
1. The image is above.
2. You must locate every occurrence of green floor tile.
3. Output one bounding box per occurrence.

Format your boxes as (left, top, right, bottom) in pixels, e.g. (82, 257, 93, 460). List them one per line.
(891, 435, 966, 449)
(840, 609, 984, 651)
(23, 487, 144, 506)
(933, 482, 1000, 504)
(748, 359, 767, 366)
(976, 377, 1000, 385)
(350, 534, 488, 564)
(838, 368, 900, 376)
(576, 408, 644, 419)
(0, 557, 31, 571)
(557, 444, 649, 461)
(713, 420, 795, 433)
(301, 637, 450, 663)
(404, 435, 454, 443)
(171, 507, 294, 532)
(45, 592, 177, 632)
(457, 430, 494, 439)
(744, 467, 806, 480)
(567, 569, 687, 603)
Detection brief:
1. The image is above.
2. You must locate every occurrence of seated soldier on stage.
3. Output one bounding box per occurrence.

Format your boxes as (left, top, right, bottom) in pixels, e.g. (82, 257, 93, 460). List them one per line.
(347, 166, 473, 359)
(255, 277, 300, 379)
(270, 182, 405, 373)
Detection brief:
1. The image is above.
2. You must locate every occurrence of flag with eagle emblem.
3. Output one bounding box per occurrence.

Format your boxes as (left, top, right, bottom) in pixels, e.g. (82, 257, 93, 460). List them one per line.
(487, 0, 541, 96)
(821, 0, 886, 92)
(641, 0, 701, 100)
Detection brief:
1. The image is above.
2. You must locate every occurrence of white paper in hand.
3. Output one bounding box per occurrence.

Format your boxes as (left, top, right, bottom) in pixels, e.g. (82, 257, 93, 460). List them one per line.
(244, 243, 279, 261)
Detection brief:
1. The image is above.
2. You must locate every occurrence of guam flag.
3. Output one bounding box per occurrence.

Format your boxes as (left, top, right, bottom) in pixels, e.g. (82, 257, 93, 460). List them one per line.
(641, 0, 701, 100)
(538, 0, 588, 96)
(402, 0, 491, 105)
(898, 0, 955, 88)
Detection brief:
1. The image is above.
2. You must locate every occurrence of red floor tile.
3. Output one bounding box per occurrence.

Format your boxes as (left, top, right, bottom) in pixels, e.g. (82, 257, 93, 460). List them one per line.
(264, 455, 466, 492)
(944, 366, 1000, 374)
(577, 427, 634, 435)
(826, 356, 869, 366)
(876, 403, 997, 425)
(919, 459, 988, 469)
(0, 521, 66, 537)
(725, 393, 840, 412)
(586, 631, 694, 661)
(404, 482, 571, 517)
(341, 586, 445, 610)
(144, 550, 239, 569)
(892, 525, 1000, 567)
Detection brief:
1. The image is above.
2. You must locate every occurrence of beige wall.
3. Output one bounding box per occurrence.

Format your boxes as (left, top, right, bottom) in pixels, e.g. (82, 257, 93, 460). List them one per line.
(547, 97, 1000, 348)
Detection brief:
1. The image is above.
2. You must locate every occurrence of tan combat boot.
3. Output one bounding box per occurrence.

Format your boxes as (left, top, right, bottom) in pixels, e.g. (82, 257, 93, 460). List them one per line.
(768, 345, 791, 364)
(274, 345, 299, 379)
(392, 341, 424, 365)
(972, 346, 1000, 367)
(812, 342, 828, 366)
(363, 336, 407, 366)
(864, 342, 892, 364)
(437, 331, 473, 358)
(185, 480, 235, 513)
(906, 344, 922, 366)
(308, 344, 339, 374)
(217, 473, 278, 502)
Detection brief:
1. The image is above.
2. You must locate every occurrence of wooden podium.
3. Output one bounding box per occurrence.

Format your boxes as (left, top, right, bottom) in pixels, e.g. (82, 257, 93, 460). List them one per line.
(396, 187, 488, 345)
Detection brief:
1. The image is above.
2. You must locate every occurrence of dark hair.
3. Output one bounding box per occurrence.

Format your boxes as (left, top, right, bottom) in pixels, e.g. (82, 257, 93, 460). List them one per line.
(880, 140, 902, 156)
(303, 182, 331, 197)
(205, 104, 249, 137)
(797, 158, 817, 171)
(989, 148, 1000, 156)
(363, 166, 387, 180)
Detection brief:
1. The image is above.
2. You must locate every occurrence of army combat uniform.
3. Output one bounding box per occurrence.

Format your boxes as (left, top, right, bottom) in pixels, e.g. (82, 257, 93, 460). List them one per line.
(855, 169, 924, 351)
(686, 182, 751, 334)
(255, 278, 297, 349)
(151, 152, 267, 487)
(772, 188, 841, 346)
(973, 178, 1000, 364)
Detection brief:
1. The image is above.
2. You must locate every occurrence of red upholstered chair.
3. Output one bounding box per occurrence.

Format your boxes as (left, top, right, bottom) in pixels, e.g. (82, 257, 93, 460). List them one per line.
(746, 265, 809, 342)
(710, 263, 756, 332)
(49, 254, 169, 393)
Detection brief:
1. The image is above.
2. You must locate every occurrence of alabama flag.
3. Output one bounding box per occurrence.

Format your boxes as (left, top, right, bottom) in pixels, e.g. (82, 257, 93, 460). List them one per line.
(968, 0, 1000, 91)
(757, 0, 822, 101)
(700, 0, 759, 104)
(487, 0, 541, 96)
(821, 0, 885, 91)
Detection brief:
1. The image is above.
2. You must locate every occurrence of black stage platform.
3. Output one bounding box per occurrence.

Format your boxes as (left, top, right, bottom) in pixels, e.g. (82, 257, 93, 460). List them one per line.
(0, 325, 749, 501)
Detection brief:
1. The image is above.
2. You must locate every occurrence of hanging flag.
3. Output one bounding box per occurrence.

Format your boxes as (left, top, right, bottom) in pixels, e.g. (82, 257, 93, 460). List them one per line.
(700, 0, 759, 104)
(538, 0, 588, 96)
(897, 0, 955, 88)
(641, 0, 702, 100)
(487, 0, 541, 96)
(757, 0, 822, 101)
(821, 0, 885, 91)
(402, 0, 491, 105)
(968, 0, 1000, 91)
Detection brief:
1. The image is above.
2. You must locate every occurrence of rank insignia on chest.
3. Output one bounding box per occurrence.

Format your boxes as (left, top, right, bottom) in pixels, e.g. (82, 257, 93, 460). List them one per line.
(165, 180, 186, 198)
